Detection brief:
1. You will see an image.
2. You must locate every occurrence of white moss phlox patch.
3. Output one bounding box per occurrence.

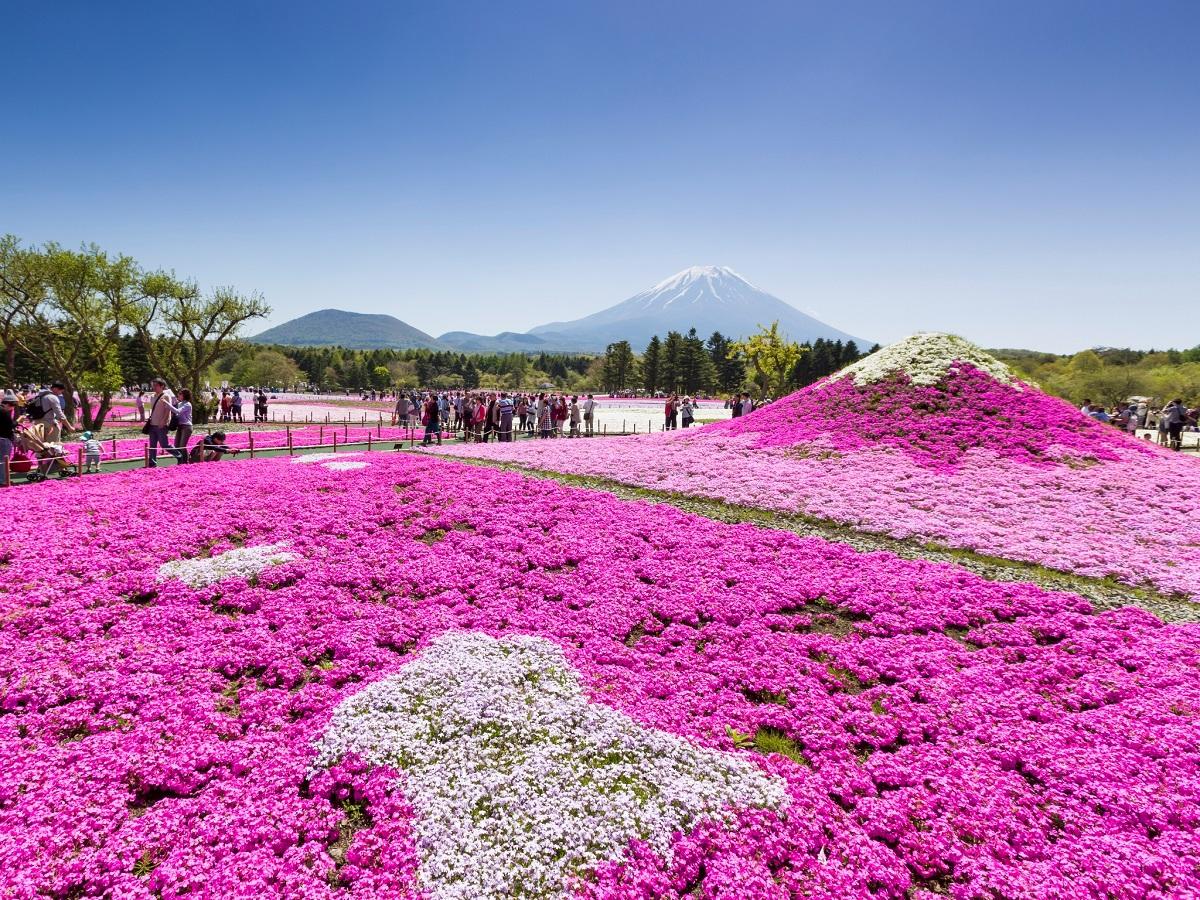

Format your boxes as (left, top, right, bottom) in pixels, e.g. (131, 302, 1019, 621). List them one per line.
(829, 332, 1019, 388)
(157, 542, 294, 588)
(314, 631, 787, 900)
(292, 452, 362, 464)
(321, 460, 370, 471)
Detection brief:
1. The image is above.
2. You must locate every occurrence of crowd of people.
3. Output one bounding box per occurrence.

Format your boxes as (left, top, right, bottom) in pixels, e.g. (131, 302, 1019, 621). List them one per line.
(1081, 398, 1198, 450)
(0, 380, 245, 473)
(391, 392, 603, 445)
(132, 388, 272, 424)
(384, 390, 768, 444)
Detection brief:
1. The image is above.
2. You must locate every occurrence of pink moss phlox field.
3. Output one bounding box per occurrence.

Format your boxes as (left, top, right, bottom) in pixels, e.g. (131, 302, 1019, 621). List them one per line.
(2, 454, 1199, 898)
(428, 365, 1200, 597)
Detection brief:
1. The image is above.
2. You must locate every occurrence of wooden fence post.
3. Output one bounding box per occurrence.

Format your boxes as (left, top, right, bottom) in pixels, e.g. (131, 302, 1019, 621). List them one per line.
(144, 444, 150, 468)
(248, 432, 255, 458)
(3, 456, 10, 488)
(287, 426, 293, 456)
(332, 433, 338, 452)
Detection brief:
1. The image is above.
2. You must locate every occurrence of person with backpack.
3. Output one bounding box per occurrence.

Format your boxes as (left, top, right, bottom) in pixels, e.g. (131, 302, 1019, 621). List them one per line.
(26, 382, 73, 443)
(421, 394, 441, 446)
(145, 377, 184, 467)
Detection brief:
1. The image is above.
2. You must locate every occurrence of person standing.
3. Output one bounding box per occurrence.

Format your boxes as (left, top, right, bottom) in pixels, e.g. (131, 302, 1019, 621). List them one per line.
(582, 394, 596, 436)
(498, 393, 515, 442)
(146, 377, 183, 467)
(135, 390, 146, 422)
(680, 396, 694, 428)
(537, 393, 553, 438)
(231, 389, 243, 423)
(1165, 399, 1188, 451)
(174, 389, 194, 461)
(568, 396, 581, 437)
(0, 391, 17, 473)
(220, 391, 232, 422)
(554, 395, 568, 436)
(421, 394, 442, 446)
(516, 395, 529, 434)
(37, 382, 73, 443)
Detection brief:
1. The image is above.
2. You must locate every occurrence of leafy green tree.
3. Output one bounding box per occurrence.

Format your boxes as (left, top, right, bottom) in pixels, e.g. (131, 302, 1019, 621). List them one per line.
(3, 240, 131, 428)
(371, 365, 392, 390)
(133, 284, 269, 423)
(232, 349, 303, 388)
(732, 321, 804, 399)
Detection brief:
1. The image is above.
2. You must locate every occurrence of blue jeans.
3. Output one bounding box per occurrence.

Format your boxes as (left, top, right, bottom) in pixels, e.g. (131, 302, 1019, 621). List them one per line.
(147, 425, 182, 466)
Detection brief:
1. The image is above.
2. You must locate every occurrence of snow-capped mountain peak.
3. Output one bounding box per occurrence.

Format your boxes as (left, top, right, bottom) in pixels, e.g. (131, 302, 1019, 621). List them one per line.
(648, 265, 755, 295)
(631, 265, 768, 311)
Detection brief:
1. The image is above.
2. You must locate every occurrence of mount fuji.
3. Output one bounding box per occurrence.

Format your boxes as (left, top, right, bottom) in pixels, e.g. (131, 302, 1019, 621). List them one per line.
(251, 267, 869, 352)
(438, 266, 868, 352)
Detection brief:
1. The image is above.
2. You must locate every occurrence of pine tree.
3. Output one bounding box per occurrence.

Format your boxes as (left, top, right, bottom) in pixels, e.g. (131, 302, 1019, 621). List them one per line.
(642, 335, 662, 394)
(661, 331, 684, 393)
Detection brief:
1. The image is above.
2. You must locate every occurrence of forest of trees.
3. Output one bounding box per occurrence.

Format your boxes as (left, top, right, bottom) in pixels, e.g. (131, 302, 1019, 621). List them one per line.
(994, 346, 1200, 407)
(599, 329, 873, 397)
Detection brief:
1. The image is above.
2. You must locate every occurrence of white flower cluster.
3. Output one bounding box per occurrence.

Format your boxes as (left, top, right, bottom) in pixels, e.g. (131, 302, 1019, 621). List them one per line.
(321, 460, 370, 471)
(314, 631, 786, 899)
(292, 452, 363, 464)
(157, 542, 295, 588)
(828, 332, 1020, 388)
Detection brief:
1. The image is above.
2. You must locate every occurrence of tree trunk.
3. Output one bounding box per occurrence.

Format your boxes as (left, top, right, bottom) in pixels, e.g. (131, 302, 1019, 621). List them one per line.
(61, 380, 78, 424)
(81, 390, 112, 431)
(188, 376, 204, 425)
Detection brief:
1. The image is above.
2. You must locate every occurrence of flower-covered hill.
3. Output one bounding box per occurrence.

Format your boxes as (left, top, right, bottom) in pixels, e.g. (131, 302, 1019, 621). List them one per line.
(2, 454, 1199, 898)
(429, 334, 1200, 598)
(708, 332, 1150, 469)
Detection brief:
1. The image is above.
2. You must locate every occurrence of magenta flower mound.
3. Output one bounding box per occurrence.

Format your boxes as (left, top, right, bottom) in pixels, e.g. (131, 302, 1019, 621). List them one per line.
(427, 335, 1200, 597)
(2, 453, 1199, 898)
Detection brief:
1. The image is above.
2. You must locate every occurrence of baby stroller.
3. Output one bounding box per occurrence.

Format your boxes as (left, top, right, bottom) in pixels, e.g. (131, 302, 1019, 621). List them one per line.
(15, 423, 78, 482)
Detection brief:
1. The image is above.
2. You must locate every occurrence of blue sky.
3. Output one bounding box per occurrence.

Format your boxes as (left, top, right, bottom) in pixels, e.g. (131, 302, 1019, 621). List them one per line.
(3, 1, 1197, 352)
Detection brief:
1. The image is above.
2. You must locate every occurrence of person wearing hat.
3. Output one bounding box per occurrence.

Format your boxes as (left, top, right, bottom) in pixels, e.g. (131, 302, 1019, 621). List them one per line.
(80, 430, 103, 473)
(0, 390, 17, 472)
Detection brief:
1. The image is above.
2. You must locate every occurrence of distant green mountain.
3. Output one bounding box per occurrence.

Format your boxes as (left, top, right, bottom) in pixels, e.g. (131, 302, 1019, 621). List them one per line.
(248, 309, 439, 350)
